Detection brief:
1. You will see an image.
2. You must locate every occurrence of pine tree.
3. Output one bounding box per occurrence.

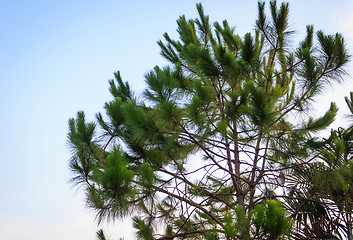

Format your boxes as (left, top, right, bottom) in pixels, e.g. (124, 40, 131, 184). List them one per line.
(68, 1, 351, 239)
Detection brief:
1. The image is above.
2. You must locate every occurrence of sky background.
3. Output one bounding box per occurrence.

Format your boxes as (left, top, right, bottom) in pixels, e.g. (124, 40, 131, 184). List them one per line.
(1, 0, 353, 239)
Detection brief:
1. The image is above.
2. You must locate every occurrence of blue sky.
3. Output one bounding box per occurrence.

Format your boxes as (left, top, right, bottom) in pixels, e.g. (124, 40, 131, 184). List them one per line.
(1, 0, 353, 239)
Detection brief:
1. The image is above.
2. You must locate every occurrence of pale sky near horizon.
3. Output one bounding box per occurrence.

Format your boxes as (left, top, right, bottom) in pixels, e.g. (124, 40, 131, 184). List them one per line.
(1, 1, 353, 239)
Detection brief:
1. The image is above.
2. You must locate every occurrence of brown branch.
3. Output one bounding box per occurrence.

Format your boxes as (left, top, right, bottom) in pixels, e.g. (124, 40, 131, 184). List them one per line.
(232, 121, 244, 206)
(159, 168, 234, 209)
(99, 127, 118, 160)
(248, 129, 263, 210)
(157, 230, 207, 240)
(154, 186, 224, 227)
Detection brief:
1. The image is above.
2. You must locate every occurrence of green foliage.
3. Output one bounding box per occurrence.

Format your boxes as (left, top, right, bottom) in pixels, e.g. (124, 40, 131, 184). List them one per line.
(95, 149, 135, 197)
(86, 149, 136, 223)
(68, 111, 96, 147)
(96, 229, 107, 240)
(109, 71, 135, 102)
(306, 102, 337, 131)
(252, 200, 292, 239)
(221, 201, 291, 240)
(133, 216, 154, 240)
(67, 2, 352, 240)
(138, 162, 156, 194)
